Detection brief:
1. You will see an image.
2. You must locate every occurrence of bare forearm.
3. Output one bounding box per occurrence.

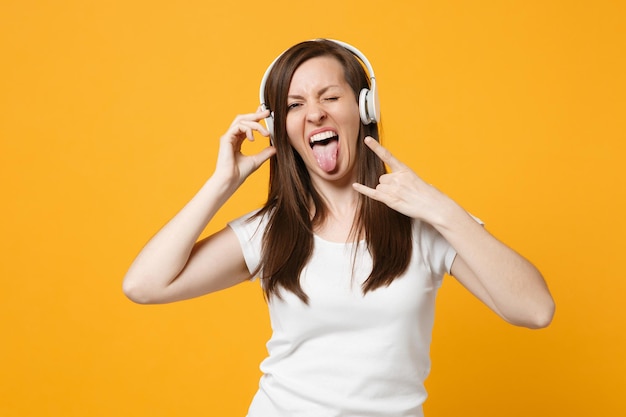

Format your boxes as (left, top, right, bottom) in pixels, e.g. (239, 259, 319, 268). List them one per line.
(122, 109, 275, 304)
(122, 176, 234, 300)
(436, 203, 555, 328)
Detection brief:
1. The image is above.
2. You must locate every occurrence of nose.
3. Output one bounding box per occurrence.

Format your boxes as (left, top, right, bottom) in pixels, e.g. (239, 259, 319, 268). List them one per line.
(306, 102, 326, 124)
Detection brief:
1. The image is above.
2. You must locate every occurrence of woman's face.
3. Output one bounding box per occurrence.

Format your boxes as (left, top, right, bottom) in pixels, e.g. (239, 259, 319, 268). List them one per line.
(285, 55, 361, 185)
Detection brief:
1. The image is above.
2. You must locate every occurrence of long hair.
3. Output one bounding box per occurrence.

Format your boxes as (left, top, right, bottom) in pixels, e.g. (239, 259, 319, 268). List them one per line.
(254, 39, 412, 303)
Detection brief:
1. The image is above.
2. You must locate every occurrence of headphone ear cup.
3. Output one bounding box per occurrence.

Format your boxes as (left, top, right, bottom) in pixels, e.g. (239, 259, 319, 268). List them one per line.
(359, 83, 380, 125)
(261, 103, 275, 144)
(359, 88, 372, 125)
(265, 112, 275, 145)
(368, 80, 380, 124)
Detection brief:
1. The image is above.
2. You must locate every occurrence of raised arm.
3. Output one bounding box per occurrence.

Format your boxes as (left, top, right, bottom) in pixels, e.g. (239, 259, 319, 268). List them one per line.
(353, 137, 555, 328)
(122, 109, 275, 304)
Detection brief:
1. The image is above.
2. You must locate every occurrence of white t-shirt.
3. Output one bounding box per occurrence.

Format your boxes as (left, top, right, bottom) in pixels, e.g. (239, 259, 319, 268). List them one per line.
(229, 209, 457, 417)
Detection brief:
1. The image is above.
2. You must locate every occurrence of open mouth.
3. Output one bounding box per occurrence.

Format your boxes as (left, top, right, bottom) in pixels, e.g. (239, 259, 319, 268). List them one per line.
(309, 130, 339, 148)
(309, 130, 340, 172)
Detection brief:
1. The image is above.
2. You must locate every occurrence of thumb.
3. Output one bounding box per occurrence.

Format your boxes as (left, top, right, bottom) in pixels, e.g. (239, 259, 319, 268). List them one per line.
(251, 146, 276, 169)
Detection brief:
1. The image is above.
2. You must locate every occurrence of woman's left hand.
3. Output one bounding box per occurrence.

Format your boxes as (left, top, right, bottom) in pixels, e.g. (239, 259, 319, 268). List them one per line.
(354, 137, 555, 329)
(352, 136, 454, 225)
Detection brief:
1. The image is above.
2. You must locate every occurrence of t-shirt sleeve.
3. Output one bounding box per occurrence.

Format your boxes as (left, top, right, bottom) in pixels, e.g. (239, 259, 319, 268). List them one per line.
(415, 214, 483, 287)
(227, 209, 266, 278)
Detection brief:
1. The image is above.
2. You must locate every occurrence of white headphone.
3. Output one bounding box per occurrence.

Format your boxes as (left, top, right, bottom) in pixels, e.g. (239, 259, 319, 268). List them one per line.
(259, 39, 380, 142)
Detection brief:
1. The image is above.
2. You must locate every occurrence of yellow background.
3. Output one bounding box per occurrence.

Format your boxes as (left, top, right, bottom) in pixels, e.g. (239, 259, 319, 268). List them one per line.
(1, 1, 624, 416)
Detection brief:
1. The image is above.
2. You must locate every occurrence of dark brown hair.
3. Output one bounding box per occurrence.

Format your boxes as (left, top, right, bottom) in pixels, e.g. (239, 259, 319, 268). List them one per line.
(255, 39, 412, 303)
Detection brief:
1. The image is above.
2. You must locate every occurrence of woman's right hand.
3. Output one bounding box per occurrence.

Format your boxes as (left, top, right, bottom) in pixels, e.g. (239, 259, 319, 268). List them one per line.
(123, 109, 276, 304)
(213, 108, 276, 190)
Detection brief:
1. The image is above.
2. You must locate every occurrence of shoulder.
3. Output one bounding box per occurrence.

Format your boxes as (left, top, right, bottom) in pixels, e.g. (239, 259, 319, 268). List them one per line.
(411, 219, 456, 277)
(228, 208, 269, 237)
(228, 208, 260, 226)
(227, 208, 271, 275)
(411, 213, 483, 276)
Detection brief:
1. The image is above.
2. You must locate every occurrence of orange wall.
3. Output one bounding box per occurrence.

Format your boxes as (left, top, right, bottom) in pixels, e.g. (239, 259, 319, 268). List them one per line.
(1, 1, 624, 416)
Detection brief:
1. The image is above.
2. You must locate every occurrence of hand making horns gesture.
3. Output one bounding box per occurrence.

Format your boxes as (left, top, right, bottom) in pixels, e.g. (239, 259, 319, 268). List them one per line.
(353, 136, 454, 226)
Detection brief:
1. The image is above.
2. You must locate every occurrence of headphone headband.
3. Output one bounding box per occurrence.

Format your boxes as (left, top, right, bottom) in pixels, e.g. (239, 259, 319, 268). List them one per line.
(259, 39, 380, 142)
(259, 39, 376, 107)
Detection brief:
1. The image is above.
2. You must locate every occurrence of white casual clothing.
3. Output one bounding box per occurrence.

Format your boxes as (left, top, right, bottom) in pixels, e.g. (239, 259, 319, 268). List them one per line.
(229, 209, 457, 417)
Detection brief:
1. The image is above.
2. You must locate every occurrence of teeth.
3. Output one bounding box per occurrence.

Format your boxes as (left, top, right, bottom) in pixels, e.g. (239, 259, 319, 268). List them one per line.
(309, 131, 338, 144)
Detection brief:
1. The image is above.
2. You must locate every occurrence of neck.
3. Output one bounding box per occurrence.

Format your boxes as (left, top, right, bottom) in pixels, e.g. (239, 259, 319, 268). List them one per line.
(309, 178, 361, 243)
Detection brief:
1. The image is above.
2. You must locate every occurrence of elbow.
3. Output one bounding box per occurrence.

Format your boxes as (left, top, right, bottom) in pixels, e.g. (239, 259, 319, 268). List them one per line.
(530, 298, 556, 329)
(516, 297, 556, 329)
(122, 275, 160, 305)
(529, 283, 556, 329)
(514, 271, 556, 329)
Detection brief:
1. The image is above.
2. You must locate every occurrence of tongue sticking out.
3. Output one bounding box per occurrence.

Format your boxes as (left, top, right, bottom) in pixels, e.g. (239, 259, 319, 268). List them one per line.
(311, 139, 339, 172)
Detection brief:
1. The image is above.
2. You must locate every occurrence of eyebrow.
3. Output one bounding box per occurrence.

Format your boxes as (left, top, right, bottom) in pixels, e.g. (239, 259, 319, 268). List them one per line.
(287, 85, 342, 100)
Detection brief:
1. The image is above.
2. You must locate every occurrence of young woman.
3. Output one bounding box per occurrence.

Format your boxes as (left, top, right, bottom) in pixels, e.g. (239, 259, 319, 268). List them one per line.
(123, 39, 555, 417)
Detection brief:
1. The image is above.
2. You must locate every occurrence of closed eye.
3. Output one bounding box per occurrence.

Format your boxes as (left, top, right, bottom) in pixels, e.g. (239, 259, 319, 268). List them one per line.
(287, 102, 302, 111)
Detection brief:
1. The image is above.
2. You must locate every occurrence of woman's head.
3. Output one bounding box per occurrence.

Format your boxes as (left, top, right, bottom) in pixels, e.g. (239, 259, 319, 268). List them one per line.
(262, 39, 383, 192)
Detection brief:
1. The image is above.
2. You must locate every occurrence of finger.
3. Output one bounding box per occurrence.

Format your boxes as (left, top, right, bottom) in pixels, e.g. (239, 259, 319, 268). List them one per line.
(231, 109, 271, 127)
(352, 182, 382, 202)
(233, 120, 270, 140)
(363, 136, 406, 171)
(245, 126, 254, 141)
(256, 108, 271, 120)
(254, 121, 270, 138)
